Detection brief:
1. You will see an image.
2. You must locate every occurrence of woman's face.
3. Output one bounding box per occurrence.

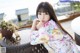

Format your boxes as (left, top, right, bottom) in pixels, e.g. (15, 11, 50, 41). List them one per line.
(38, 11, 50, 23)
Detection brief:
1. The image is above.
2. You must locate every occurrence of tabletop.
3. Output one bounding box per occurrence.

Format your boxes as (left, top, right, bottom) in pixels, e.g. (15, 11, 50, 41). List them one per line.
(71, 16, 80, 35)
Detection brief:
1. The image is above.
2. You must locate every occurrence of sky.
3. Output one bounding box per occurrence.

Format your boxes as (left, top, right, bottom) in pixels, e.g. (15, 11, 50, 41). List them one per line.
(0, 0, 59, 21)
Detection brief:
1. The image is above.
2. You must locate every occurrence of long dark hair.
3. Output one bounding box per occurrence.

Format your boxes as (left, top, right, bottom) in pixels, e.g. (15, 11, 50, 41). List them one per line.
(36, 2, 73, 40)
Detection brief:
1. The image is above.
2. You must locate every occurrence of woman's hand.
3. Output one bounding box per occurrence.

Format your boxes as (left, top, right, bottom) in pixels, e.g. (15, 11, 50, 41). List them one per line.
(31, 18, 40, 31)
(36, 21, 44, 30)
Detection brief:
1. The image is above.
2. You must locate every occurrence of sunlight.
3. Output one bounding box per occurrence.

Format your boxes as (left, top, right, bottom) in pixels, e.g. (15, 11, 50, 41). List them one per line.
(0, 0, 59, 21)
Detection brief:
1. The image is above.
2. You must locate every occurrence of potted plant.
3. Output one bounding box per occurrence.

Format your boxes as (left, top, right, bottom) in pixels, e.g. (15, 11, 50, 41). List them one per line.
(0, 21, 20, 43)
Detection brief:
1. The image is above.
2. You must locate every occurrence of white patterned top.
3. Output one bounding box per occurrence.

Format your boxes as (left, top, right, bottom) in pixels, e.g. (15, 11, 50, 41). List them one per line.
(30, 19, 79, 53)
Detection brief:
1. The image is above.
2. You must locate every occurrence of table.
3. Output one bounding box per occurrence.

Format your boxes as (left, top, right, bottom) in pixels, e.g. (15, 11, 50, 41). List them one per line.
(71, 16, 80, 46)
(14, 28, 31, 45)
(0, 28, 48, 53)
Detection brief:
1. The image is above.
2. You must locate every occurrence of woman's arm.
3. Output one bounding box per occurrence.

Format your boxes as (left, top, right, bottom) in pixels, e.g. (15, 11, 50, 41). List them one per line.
(30, 29, 49, 45)
(31, 18, 40, 31)
(30, 20, 58, 45)
(30, 22, 49, 45)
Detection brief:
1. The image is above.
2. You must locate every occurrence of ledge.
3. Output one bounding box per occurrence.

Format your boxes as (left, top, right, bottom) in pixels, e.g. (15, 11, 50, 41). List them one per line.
(58, 12, 80, 23)
(18, 12, 80, 29)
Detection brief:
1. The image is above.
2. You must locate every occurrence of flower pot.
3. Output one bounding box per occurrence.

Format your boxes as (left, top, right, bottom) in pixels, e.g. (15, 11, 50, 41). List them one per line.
(1, 29, 13, 39)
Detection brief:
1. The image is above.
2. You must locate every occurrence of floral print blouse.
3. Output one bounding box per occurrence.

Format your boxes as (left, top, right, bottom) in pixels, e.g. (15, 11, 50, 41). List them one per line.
(30, 19, 79, 53)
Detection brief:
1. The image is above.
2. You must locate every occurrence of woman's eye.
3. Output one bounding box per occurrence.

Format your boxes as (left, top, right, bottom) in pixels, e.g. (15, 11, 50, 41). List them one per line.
(45, 12, 49, 15)
(38, 12, 41, 15)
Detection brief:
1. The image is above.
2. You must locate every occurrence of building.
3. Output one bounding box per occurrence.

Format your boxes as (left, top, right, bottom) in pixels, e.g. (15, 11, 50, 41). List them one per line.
(0, 13, 5, 22)
(54, 2, 75, 16)
(30, 15, 36, 21)
(16, 8, 29, 22)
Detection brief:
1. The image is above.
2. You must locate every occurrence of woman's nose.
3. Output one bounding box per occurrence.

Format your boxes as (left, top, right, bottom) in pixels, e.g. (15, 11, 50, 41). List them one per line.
(41, 13, 45, 19)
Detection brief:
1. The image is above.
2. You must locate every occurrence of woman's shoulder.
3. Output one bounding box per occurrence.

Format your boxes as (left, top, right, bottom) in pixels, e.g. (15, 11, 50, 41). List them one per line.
(49, 19, 55, 23)
(48, 20, 56, 25)
(48, 20, 58, 28)
(43, 19, 59, 30)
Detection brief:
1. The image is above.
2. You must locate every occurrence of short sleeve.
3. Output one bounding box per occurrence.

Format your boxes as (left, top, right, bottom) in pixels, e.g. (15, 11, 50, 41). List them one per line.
(42, 20, 63, 40)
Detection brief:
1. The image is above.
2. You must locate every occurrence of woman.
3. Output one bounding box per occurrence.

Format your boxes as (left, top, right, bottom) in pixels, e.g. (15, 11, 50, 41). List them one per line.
(30, 2, 79, 53)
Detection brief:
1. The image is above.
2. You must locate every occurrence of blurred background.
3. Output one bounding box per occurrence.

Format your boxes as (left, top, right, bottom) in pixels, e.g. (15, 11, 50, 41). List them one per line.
(0, 0, 80, 52)
(0, 0, 80, 38)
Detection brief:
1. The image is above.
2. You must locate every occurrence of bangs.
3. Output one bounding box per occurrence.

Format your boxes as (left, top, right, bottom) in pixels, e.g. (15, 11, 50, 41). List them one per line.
(38, 8, 48, 13)
(37, 2, 49, 14)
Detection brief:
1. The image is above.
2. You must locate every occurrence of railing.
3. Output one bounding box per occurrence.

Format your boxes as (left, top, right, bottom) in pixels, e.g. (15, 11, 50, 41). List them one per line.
(59, 12, 80, 22)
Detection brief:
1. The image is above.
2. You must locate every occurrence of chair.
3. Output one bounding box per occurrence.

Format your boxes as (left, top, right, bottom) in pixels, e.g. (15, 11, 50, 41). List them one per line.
(0, 41, 48, 53)
(75, 33, 80, 46)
